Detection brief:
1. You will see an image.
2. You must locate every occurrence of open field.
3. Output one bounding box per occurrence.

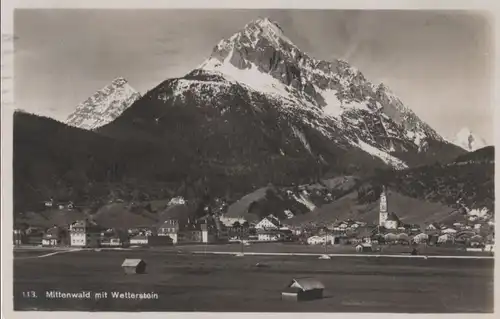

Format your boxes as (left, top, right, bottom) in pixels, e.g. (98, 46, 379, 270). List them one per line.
(13, 249, 493, 312)
(168, 242, 495, 256)
(14, 242, 495, 256)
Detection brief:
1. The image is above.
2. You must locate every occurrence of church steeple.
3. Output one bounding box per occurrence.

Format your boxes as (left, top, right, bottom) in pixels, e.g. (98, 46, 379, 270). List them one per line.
(379, 186, 389, 227)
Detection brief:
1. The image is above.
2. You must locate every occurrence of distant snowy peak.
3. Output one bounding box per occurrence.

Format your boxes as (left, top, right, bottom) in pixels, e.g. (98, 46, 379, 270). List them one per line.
(66, 77, 141, 130)
(453, 127, 488, 151)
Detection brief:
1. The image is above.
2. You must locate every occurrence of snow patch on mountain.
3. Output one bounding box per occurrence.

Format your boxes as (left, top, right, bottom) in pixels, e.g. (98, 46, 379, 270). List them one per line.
(292, 193, 317, 212)
(352, 139, 408, 169)
(201, 50, 292, 98)
(291, 126, 313, 154)
(66, 78, 140, 130)
(169, 79, 232, 102)
(320, 89, 344, 118)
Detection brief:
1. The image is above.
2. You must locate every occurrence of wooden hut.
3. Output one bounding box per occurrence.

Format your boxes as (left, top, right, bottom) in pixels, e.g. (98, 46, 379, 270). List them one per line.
(281, 277, 325, 301)
(121, 259, 147, 274)
(355, 243, 373, 253)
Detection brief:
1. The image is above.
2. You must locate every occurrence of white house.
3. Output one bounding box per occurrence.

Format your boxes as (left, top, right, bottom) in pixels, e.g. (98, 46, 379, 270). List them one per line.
(70, 220, 101, 247)
(130, 235, 148, 246)
(307, 235, 335, 245)
(350, 223, 360, 230)
(384, 233, 398, 242)
(257, 230, 281, 242)
(426, 223, 440, 231)
(219, 216, 247, 227)
(355, 243, 373, 252)
(384, 218, 399, 230)
(474, 224, 482, 230)
(438, 234, 454, 244)
(307, 236, 323, 245)
(442, 228, 457, 234)
(466, 247, 484, 252)
(381, 211, 400, 230)
(283, 210, 294, 219)
(412, 233, 429, 244)
(255, 215, 280, 230)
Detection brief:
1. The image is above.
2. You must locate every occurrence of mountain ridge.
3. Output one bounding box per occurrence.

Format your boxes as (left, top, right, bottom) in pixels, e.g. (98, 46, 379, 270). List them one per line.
(13, 17, 479, 228)
(99, 17, 464, 172)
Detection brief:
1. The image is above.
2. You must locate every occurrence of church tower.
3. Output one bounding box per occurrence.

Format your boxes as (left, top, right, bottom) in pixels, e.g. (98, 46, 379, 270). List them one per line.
(379, 186, 388, 227)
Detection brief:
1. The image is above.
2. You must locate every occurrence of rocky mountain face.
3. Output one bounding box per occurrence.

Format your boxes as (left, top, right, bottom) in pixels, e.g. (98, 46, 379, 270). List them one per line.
(100, 18, 463, 170)
(453, 127, 488, 152)
(196, 18, 464, 166)
(95, 17, 466, 203)
(66, 77, 141, 130)
(14, 18, 472, 225)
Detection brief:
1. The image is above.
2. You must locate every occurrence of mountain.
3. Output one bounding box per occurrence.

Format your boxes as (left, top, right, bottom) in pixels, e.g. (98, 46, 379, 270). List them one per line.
(99, 18, 463, 172)
(14, 18, 472, 225)
(453, 145, 494, 163)
(224, 176, 359, 222)
(13, 111, 492, 227)
(452, 127, 488, 151)
(197, 18, 464, 165)
(284, 146, 494, 226)
(66, 77, 141, 130)
(13, 111, 197, 214)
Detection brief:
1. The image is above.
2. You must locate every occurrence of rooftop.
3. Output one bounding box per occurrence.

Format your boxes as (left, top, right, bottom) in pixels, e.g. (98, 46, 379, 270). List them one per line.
(288, 278, 325, 291)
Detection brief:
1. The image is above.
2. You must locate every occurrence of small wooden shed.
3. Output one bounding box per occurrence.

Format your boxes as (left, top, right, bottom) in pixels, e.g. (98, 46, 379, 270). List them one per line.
(281, 277, 325, 301)
(355, 243, 372, 252)
(121, 258, 147, 275)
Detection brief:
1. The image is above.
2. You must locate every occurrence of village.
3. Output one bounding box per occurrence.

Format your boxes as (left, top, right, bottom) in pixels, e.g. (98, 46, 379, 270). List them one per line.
(13, 187, 495, 254)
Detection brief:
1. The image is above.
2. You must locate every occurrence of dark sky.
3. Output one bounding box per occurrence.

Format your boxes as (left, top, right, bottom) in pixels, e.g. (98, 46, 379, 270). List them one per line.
(14, 9, 493, 142)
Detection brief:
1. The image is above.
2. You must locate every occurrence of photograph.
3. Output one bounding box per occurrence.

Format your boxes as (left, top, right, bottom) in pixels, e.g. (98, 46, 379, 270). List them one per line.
(7, 7, 495, 313)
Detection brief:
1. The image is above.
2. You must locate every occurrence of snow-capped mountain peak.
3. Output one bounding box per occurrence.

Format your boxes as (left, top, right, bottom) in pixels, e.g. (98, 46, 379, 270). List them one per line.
(197, 17, 450, 162)
(66, 77, 141, 130)
(145, 17, 464, 172)
(453, 127, 487, 151)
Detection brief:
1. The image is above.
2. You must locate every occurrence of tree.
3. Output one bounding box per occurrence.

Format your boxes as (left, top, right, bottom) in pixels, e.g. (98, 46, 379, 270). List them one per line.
(232, 221, 241, 229)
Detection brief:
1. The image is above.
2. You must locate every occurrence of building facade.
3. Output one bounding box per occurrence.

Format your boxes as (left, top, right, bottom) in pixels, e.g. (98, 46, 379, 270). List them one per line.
(379, 186, 389, 227)
(257, 229, 282, 241)
(69, 220, 101, 247)
(255, 215, 281, 230)
(158, 219, 214, 244)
